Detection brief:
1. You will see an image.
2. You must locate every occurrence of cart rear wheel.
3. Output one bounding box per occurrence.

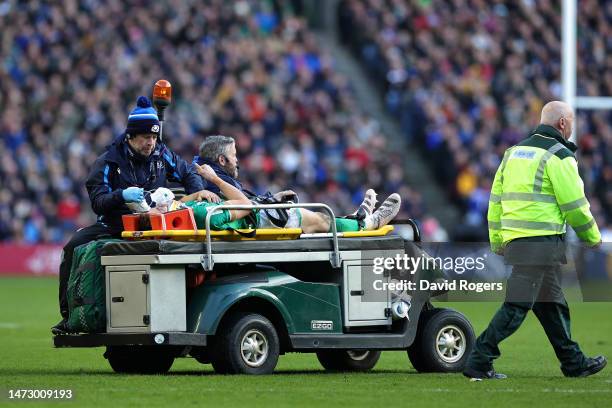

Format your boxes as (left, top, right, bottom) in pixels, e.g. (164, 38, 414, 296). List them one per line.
(316, 350, 381, 372)
(211, 313, 280, 375)
(407, 308, 474, 372)
(104, 346, 174, 374)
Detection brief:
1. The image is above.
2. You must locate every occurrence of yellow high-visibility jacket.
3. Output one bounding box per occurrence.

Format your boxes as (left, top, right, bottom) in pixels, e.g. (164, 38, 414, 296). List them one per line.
(488, 124, 601, 252)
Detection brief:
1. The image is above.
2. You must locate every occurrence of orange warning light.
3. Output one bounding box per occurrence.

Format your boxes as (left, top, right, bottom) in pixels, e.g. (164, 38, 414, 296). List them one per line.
(153, 79, 172, 102)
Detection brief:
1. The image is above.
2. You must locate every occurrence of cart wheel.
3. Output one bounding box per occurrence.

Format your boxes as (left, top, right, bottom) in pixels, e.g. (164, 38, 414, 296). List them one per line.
(316, 350, 381, 372)
(212, 313, 280, 375)
(407, 308, 474, 372)
(104, 346, 174, 374)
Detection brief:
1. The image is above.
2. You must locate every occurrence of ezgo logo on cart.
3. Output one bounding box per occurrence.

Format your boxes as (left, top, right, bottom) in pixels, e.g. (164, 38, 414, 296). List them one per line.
(311, 320, 333, 331)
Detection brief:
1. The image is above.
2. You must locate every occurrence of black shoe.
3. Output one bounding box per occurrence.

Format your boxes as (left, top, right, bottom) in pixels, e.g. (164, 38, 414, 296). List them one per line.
(463, 366, 507, 380)
(51, 318, 69, 335)
(564, 355, 607, 378)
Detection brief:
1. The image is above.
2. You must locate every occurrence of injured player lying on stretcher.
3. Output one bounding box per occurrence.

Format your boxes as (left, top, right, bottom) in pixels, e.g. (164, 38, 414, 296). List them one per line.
(131, 163, 401, 234)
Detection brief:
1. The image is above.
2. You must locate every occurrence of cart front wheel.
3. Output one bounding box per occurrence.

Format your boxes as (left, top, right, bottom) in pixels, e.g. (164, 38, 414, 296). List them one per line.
(407, 308, 474, 372)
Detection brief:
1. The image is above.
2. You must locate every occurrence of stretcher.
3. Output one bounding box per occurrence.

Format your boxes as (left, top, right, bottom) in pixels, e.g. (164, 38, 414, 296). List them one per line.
(120, 203, 397, 270)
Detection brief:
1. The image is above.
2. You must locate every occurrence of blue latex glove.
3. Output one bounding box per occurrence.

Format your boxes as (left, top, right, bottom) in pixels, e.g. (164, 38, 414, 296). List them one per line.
(122, 187, 144, 203)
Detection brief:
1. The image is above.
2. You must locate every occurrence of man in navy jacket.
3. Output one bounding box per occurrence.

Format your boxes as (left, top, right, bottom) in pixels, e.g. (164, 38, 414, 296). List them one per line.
(192, 135, 244, 196)
(52, 96, 205, 334)
(193, 135, 400, 233)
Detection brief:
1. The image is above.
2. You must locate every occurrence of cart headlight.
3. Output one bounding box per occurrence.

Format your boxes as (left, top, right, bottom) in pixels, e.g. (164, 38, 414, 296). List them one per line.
(391, 300, 411, 320)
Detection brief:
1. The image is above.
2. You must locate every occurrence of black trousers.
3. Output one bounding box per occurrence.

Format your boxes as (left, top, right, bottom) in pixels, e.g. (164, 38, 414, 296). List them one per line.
(58, 222, 122, 318)
(466, 265, 587, 375)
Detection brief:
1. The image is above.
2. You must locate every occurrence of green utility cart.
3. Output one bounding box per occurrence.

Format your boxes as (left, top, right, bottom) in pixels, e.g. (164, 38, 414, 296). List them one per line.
(54, 204, 474, 375)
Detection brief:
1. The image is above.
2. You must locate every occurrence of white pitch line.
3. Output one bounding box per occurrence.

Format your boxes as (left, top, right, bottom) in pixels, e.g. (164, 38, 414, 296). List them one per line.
(422, 388, 612, 394)
(0, 322, 22, 329)
(542, 389, 612, 393)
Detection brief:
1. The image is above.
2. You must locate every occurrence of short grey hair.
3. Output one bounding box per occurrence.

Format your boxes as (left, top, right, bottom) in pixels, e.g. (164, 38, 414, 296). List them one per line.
(199, 135, 235, 162)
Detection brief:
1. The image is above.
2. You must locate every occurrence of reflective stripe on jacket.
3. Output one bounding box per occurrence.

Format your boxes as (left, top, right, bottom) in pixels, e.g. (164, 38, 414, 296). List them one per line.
(488, 124, 601, 252)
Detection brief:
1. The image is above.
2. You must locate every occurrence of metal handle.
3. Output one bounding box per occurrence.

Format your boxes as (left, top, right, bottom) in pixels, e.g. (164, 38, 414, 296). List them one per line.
(405, 219, 421, 242)
(202, 203, 341, 271)
(391, 218, 421, 242)
(111, 297, 124, 303)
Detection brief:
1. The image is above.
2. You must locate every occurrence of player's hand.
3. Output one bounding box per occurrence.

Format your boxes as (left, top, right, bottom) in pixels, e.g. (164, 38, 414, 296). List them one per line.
(195, 190, 221, 203)
(122, 187, 144, 203)
(194, 163, 218, 182)
(273, 190, 298, 202)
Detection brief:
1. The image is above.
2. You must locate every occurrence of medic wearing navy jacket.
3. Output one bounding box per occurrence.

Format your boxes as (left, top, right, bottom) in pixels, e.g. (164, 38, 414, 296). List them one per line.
(52, 96, 205, 334)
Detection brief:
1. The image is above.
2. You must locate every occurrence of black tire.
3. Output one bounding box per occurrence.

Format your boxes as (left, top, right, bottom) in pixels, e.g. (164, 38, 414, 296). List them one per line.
(316, 350, 381, 372)
(407, 308, 474, 373)
(104, 346, 174, 374)
(211, 313, 280, 375)
(407, 308, 445, 372)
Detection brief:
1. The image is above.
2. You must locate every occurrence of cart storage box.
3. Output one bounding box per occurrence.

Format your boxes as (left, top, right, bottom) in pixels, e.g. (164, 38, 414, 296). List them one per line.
(105, 264, 186, 333)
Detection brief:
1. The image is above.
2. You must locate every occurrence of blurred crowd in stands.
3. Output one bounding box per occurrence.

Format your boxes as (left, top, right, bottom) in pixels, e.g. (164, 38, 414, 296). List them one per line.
(0, 0, 432, 244)
(2, 0, 610, 245)
(338, 0, 612, 241)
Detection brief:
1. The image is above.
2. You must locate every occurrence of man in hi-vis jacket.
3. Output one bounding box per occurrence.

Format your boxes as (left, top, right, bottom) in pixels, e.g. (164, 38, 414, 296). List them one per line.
(463, 101, 606, 379)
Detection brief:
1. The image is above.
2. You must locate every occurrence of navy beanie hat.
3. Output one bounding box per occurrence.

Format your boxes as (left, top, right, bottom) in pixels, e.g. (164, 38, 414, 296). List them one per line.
(125, 96, 161, 138)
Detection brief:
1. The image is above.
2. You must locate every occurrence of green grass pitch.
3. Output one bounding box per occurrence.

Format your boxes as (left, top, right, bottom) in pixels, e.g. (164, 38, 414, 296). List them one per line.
(0, 277, 610, 407)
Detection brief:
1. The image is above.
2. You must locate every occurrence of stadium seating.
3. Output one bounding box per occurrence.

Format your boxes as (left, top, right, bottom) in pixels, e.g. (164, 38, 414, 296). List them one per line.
(338, 0, 611, 239)
(0, 0, 430, 244)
